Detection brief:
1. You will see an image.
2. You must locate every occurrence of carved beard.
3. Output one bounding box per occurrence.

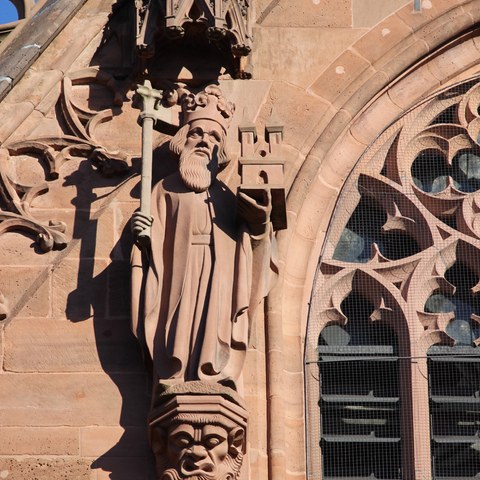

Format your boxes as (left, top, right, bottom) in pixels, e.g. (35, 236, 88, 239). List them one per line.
(179, 149, 215, 193)
(159, 454, 243, 480)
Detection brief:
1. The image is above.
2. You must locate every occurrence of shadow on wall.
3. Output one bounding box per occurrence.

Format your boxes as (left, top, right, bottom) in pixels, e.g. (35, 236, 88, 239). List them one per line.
(64, 158, 156, 480)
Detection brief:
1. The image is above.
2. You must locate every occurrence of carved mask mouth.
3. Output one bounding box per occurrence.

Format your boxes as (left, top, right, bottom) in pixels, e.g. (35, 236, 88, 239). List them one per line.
(193, 147, 211, 158)
(180, 458, 216, 478)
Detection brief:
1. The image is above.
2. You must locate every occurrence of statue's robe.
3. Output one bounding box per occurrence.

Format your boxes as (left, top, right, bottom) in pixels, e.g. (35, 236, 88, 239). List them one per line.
(131, 173, 276, 384)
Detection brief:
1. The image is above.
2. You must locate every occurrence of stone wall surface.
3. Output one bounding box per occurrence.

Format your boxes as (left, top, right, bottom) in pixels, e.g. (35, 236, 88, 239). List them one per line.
(0, 0, 479, 479)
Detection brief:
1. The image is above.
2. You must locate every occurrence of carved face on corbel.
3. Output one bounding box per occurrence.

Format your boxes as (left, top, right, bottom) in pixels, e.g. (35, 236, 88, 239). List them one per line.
(152, 417, 245, 480)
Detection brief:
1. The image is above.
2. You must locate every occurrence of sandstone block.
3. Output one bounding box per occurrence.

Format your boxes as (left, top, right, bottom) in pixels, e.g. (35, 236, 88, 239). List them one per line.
(354, 14, 413, 66)
(309, 49, 372, 105)
(0, 372, 148, 426)
(260, 0, 352, 28)
(282, 281, 305, 337)
(426, 37, 479, 82)
(80, 426, 149, 457)
(415, 10, 473, 50)
(284, 232, 315, 283)
(4, 69, 62, 107)
(284, 415, 307, 473)
(352, 0, 410, 28)
(33, 14, 109, 74)
(0, 232, 55, 266)
(253, 27, 365, 89)
(388, 64, 440, 109)
(93, 457, 155, 480)
(282, 335, 303, 374)
(0, 102, 34, 143)
(4, 318, 142, 373)
(0, 457, 92, 480)
(107, 260, 131, 318)
(52, 258, 108, 320)
(0, 266, 50, 319)
(376, 36, 430, 81)
(258, 82, 330, 152)
(396, 0, 462, 31)
(0, 427, 79, 455)
(350, 94, 403, 146)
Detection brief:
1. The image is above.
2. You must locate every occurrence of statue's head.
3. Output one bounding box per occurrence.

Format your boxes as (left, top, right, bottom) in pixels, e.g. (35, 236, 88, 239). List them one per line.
(149, 390, 247, 480)
(170, 85, 235, 192)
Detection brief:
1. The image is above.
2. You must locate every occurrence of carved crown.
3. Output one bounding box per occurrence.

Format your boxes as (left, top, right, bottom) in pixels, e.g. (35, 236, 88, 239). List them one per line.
(180, 85, 235, 132)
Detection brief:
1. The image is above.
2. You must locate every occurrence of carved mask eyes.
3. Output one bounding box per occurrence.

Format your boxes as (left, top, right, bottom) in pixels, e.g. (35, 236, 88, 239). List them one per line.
(171, 433, 193, 450)
(203, 434, 225, 449)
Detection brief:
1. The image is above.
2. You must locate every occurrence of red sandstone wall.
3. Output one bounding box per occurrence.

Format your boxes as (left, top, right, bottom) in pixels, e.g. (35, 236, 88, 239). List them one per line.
(1, 0, 480, 479)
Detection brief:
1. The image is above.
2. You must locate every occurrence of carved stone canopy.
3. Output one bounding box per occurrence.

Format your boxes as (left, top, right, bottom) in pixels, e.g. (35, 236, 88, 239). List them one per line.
(137, 0, 251, 57)
(136, 0, 252, 80)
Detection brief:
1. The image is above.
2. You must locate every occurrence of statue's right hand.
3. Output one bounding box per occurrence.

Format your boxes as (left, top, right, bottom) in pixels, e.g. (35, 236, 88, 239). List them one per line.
(131, 211, 154, 242)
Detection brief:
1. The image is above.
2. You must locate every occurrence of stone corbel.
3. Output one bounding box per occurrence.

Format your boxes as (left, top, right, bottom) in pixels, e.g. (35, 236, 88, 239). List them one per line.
(149, 382, 247, 480)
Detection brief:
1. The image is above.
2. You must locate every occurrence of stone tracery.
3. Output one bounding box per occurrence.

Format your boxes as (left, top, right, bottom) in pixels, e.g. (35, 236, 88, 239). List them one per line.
(307, 75, 480, 480)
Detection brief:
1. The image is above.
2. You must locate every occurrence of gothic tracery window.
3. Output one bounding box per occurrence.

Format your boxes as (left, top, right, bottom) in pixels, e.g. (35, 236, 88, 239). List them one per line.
(306, 76, 480, 479)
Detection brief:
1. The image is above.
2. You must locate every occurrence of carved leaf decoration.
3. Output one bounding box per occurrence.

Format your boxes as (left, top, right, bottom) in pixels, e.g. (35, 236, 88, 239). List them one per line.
(382, 202, 416, 233)
(320, 307, 347, 326)
(369, 297, 393, 322)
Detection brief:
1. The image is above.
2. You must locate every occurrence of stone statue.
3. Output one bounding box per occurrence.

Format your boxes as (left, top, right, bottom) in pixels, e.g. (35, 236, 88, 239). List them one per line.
(131, 85, 277, 389)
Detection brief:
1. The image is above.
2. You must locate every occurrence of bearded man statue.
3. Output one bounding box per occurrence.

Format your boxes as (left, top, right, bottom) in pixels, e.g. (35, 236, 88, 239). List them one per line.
(131, 85, 277, 390)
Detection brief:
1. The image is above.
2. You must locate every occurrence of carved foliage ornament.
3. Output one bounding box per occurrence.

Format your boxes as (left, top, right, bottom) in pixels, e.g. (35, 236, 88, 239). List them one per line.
(0, 68, 130, 255)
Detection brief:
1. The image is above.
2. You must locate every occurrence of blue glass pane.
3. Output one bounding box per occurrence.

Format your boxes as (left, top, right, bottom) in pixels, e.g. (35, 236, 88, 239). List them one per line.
(451, 151, 480, 192)
(446, 318, 480, 346)
(0, 1, 19, 23)
(424, 263, 480, 345)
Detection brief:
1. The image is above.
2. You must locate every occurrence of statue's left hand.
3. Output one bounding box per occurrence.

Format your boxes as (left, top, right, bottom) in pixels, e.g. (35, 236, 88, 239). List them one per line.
(237, 189, 272, 237)
(131, 211, 153, 248)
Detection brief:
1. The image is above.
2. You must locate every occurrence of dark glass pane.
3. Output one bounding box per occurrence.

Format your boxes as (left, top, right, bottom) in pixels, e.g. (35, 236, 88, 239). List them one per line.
(429, 360, 480, 398)
(322, 443, 402, 479)
(333, 197, 385, 263)
(333, 197, 420, 263)
(320, 361, 400, 398)
(433, 443, 480, 478)
(431, 105, 458, 125)
(411, 150, 449, 193)
(327, 292, 399, 349)
(428, 350, 480, 479)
